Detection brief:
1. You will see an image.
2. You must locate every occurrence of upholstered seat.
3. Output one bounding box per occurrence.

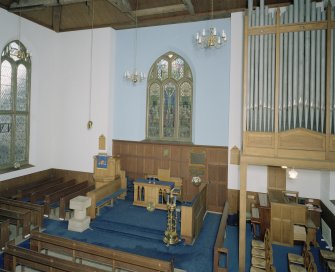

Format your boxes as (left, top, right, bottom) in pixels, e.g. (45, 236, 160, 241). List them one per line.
(288, 253, 304, 266)
(328, 261, 335, 271)
(289, 264, 307, 272)
(252, 239, 265, 250)
(250, 264, 276, 272)
(320, 249, 335, 261)
(251, 256, 266, 269)
(252, 248, 267, 259)
(288, 243, 307, 266)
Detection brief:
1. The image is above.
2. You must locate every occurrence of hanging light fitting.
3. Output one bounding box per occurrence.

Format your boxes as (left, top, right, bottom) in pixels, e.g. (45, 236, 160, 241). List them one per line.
(195, 0, 227, 49)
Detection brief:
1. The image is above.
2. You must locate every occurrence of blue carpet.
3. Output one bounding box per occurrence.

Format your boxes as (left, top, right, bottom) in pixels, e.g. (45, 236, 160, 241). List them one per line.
(41, 200, 221, 271)
(0, 200, 331, 272)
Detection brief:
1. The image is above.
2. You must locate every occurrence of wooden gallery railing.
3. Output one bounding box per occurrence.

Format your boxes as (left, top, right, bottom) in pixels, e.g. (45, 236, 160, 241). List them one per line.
(180, 184, 207, 244)
(243, 0, 335, 164)
(213, 201, 229, 272)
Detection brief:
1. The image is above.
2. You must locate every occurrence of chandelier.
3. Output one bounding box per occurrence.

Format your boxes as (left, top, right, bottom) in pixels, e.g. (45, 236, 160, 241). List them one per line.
(195, 0, 227, 49)
(124, 0, 146, 84)
(10, 10, 31, 61)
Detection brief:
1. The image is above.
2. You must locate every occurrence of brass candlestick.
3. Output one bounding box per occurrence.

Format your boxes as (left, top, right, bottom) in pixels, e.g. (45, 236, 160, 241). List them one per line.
(163, 188, 181, 246)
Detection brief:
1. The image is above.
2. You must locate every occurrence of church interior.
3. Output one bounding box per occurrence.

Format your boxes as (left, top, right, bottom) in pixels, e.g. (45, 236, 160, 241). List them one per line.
(0, 0, 335, 271)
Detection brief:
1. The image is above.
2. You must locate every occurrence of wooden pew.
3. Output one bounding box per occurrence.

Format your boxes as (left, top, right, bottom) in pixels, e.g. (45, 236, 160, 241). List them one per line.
(213, 201, 229, 272)
(86, 178, 121, 219)
(30, 230, 174, 272)
(0, 208, 31, 238)
(43, 180, 90, 216)
(0, 197, 44, 228)
(58, 184, 95, 220)
(0, 219, 10, 250)
(17, 177, 63, 201)
(4, 244, 107, 272)
(30, 179, 76, 204)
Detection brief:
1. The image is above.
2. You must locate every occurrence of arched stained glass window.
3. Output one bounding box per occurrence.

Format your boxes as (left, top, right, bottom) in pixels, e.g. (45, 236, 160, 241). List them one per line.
(146, 52, 193, 142)
(0, 40, 31, 170)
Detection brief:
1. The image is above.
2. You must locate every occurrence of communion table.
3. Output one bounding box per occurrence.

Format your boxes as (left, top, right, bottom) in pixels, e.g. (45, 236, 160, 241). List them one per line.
(133, 178, 174, 210)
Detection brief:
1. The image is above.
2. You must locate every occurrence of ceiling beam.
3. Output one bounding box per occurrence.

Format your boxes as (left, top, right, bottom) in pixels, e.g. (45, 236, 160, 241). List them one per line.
(131, 4, 187, 17)
(182, 0, 194, 15)
(52, 5, 62, 32)
(9, 0, 89, 11)
(106, 0, 131, 13)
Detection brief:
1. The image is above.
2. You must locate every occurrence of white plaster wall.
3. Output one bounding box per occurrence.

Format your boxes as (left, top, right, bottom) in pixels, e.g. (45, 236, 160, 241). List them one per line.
(0, 9, 56, 181)
(286, 169, 321, 199)
(51, 28, 114, 172)
(228, 12, 244, 189)
(320, 171, 335, 214)
(246, 165, 268, 193)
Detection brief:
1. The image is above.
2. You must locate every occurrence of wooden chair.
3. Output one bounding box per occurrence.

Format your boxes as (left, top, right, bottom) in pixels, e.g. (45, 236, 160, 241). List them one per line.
(250, 264, 276, 272)
(252, 228, 270, 250)
(288, 242, 308, 266)
(289, 251, 314, 272)
(251, 229, 273, 270)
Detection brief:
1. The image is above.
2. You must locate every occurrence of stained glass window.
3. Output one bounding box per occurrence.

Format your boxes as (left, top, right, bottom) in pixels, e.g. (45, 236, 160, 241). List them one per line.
(146, 52, 193, 142)
(0, 41, 31, 170)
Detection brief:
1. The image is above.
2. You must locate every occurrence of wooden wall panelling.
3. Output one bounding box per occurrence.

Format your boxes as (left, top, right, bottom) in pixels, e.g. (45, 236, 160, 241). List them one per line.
(267, 166, 286, 191)
(112, 140, 228, 211)
(271, 202, 293, 246)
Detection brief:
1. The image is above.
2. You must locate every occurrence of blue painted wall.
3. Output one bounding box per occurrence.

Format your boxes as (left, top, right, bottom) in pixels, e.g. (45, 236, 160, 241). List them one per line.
(111, 18, 231, 146)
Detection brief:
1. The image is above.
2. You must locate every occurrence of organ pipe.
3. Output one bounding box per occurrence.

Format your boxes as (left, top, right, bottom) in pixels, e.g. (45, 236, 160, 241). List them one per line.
(246, 0, 333, 134)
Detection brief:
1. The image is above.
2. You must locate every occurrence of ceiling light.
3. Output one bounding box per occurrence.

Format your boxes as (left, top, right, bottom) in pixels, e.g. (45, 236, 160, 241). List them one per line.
(288, 168, 298, 179)
(124, 0, 146, 84)
(195, 0, 227, 49)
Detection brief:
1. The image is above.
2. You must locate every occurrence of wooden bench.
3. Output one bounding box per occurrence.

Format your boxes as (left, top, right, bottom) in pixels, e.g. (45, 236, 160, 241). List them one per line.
(43, 180, 90, 216)
(95, 188, 127, 215)
(213, 201, 229, 272)
(3, 244, 107, 272)
(0, 197, 44, 228)
(30, 230, 174, 272)
(86, 177, 121, 219)
(30, 179, 76, 204)
(58, 184, 95, 220)
(17, 177, 63, 201)
(0, 208, 31, 238)
(0, 219, 10, 250)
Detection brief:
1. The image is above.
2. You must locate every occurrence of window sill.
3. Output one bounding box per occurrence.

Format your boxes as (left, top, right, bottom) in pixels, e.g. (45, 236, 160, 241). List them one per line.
(0, 164, 34, 175)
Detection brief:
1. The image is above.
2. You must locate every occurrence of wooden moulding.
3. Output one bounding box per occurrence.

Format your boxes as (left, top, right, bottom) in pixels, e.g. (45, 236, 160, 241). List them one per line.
(278, 128, 325, 151)
(330, 135, 335, 152)
(230, 146, 240, 165)
(244, 131, 275, 148)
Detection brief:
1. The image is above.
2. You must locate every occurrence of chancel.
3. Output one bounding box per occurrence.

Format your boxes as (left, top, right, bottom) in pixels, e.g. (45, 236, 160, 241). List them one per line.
(0, 0, 335, 272)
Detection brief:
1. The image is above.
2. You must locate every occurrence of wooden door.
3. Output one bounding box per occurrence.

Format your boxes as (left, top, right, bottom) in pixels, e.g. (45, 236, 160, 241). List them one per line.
(271, 202, 293, 246)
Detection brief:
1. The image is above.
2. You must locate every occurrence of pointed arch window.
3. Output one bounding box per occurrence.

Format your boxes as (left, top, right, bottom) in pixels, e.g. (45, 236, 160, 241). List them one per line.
(146, 52, 193, 142)
(0, 41, 31, 170)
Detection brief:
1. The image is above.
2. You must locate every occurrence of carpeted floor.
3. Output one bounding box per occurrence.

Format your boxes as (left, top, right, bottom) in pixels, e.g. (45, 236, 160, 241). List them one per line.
(0, 198, 332, 271)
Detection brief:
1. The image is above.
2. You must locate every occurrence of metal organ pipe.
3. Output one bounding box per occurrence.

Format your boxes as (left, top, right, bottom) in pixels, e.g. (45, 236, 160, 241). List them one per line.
(315, 8, 321, 132)
(287, 5, 294, 130)
(310, 2, 316, 131)
(254, 7, 260, 131)
(298, 0, 305, 128)
(304, 0, 311, 129)
(263, 7, 269, 132)
(321, 11, 326, 133)
(293, 0, 299, 129)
